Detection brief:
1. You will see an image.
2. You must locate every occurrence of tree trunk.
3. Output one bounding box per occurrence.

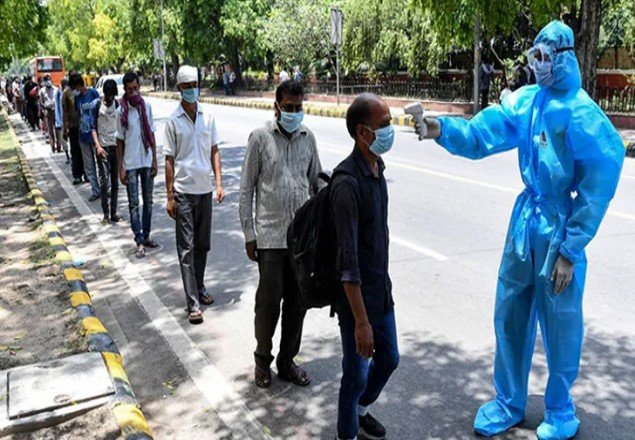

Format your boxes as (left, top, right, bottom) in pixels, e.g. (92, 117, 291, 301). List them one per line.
(170, 53, 180, 89)
(575, 0, 602, 100)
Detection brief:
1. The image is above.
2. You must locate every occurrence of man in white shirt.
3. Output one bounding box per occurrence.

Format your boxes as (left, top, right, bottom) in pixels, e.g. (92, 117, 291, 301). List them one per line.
(164, 65, 225, 324)
(116, 72, 158, 258)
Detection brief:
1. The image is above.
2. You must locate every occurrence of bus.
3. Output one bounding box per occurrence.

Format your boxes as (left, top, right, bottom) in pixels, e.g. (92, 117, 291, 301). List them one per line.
(29, 56, 65, 86)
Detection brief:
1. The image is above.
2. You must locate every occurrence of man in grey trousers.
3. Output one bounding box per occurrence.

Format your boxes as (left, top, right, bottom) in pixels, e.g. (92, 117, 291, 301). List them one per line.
(165, 65, 224, 324)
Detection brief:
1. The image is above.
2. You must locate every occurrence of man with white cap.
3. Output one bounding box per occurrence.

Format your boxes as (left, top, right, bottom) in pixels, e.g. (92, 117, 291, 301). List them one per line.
(164, 65, 224, 324)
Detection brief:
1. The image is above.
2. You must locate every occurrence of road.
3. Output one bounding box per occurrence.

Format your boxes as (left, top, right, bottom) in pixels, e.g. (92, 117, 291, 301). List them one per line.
(11, 97, 635, 440)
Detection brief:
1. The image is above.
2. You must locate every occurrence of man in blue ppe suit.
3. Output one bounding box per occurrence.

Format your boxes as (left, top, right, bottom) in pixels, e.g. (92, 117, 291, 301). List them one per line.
(416, 20, 624, 439)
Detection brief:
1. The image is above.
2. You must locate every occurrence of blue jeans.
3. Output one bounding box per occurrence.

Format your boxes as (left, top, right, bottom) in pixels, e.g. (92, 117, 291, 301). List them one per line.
(125, 168, 154, 245)
(337, 307, 399, 439)
(79, 140, 100, 197)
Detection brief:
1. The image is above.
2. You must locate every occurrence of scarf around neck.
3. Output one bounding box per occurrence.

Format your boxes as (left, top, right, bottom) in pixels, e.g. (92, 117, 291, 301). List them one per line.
(120, 93, 154, 150)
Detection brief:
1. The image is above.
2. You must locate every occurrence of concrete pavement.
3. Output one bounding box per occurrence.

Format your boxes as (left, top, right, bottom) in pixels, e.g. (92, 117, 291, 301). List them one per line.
(10, 97, 635, 439)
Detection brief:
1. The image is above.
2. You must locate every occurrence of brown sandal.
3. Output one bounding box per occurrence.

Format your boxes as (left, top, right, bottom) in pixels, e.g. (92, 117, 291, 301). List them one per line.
(254, 366, 272, 388)
(188, 310, 204, 324)
(278, 362, 311, 386)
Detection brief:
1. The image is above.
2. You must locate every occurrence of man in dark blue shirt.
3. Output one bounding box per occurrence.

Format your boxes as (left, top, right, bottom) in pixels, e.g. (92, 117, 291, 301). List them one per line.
(70, 73, 101, 201)
(330, 93, 399, 440)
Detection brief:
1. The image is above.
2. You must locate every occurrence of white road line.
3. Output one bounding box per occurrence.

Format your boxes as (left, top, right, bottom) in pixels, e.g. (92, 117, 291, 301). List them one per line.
(390, 236, 449, 262)
(319, 144, 635, 222)
(20, 124, 269, 440)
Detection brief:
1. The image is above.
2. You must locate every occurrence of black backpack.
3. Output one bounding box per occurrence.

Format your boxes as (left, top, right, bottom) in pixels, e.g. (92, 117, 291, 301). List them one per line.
(287, 171, 347, 310)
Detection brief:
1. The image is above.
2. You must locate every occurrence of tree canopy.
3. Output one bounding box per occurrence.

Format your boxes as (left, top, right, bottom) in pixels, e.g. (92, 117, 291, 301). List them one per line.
(2, 0, 634, 96)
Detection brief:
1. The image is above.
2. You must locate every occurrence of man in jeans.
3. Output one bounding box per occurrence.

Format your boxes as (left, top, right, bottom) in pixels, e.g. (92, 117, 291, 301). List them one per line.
(330, 94, 399, 440)
(164, 65, 224, 324)
(239, 80, 322, 388)
(91, 79, 122, 224)
(63, 72, 84, 184)
(70, 73, 101, 201)
(116, 72, 158, 258)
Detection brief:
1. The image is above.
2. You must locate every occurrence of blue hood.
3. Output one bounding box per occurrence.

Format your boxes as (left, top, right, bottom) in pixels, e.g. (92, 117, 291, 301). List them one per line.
(533, 20, 582, 91)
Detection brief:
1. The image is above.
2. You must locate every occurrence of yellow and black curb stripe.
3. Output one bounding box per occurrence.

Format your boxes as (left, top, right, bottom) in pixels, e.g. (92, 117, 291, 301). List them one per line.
(3, 112, 154, 440)
(153, 92, 416, 127)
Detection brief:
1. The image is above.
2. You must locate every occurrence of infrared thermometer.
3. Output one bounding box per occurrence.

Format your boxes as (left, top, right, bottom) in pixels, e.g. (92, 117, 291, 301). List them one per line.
(404, 102, 426, 141)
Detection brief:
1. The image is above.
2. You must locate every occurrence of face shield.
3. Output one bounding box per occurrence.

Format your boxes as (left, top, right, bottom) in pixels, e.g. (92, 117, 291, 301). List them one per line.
(527, 43, 574, 71)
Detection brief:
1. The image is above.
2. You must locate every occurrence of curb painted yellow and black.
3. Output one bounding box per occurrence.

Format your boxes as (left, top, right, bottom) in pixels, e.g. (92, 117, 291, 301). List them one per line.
(3, 112, 154, 440)
(153, 91, 417, 128)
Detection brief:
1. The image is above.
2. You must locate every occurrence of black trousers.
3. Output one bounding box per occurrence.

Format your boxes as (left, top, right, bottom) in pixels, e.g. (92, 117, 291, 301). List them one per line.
(480, 88, 490, 110)
(254, 249, 306, 370)
(96, 145, 119, 218)
(175, 192, 212, 312)
(69, 127, 84, 179)
(26, 101, 39, 130)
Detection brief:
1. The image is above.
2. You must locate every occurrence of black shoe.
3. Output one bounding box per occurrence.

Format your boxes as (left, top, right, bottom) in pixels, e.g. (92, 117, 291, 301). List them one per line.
(72, 177, 82, 185)
(359, 413, 386, 440)
(110, 214, 122, 223)
(88, 194, 100, 202)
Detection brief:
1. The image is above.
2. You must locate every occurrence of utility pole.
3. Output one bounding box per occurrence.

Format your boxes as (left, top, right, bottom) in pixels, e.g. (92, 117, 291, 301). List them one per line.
(473, 14, 481, 115)
(330, 7, 343, 106)
(160, 0, 168, 92)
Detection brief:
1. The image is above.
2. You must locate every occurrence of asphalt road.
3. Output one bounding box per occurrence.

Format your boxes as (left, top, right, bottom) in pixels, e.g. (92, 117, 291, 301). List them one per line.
(12, 97, 635, 440)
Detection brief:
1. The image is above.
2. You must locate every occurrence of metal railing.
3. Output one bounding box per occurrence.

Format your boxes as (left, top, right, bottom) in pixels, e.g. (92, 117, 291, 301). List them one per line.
(238, 76, 635, 113)
(597, 86, 635, 114)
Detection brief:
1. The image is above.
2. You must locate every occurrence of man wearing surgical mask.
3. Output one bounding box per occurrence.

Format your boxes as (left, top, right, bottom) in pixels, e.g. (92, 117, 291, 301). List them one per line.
(239, 79, 323, 389)
(164, 65, 224, 324)
(330, 93, 398, 440)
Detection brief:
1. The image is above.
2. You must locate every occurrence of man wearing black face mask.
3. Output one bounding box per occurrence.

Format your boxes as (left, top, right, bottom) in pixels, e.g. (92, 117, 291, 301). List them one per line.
(331, 93, 398, 440)
(239, 80, 323, 389)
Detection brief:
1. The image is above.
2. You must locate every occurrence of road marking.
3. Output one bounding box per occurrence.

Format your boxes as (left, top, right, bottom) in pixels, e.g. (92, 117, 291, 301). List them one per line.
(390, 236, 449, 261)
(21, 126, 270, 440)
(319, 144, 635, 222)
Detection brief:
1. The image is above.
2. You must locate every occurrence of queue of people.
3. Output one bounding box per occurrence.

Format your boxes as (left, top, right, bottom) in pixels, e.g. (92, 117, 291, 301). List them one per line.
(1, 20, 625, 440)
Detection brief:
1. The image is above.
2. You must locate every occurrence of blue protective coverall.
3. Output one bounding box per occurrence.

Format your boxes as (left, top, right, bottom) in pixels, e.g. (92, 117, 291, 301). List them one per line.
(435, 21, 624, 439)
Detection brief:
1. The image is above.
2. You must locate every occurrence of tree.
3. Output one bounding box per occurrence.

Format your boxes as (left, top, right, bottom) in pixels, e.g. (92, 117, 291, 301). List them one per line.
(0, 0, 47, 66)
(341, 0, 447, 75)
(264, 0, 333, 74)
(221, 0, 273, 78)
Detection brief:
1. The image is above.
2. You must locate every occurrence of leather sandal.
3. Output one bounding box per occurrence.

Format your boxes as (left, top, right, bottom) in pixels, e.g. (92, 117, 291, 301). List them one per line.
(277, 362, 311, 386)
(254, 365, 272, 388)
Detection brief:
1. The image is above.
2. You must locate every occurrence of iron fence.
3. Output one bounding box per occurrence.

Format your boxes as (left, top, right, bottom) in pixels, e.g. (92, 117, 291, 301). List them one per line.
(240, 76, 635, 113)
(597, 86, 635, 114)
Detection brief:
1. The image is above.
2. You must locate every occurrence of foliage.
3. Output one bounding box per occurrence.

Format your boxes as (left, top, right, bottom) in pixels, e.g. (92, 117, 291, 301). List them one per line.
(3, 0, 634, 82)
(0, 0, 47, 66)
(264, 0, 333, 73)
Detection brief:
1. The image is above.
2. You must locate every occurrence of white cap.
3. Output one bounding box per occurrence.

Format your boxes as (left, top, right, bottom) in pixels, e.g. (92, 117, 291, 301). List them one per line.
(176, 65, 198, 85)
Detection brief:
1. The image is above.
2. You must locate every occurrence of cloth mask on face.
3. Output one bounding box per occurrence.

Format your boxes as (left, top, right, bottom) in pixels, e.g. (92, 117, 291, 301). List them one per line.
(128, 91, 143, 106)
(279, 111, 304, 133)
(45, 80, 52, 88)
(182, 87, 199, 103)
(72, 90, 80, 97)
(366, 125, 395, 156)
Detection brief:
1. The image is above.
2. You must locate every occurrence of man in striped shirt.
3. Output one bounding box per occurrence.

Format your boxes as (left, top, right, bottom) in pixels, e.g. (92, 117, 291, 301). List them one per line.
(239, 80, 323, 389)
